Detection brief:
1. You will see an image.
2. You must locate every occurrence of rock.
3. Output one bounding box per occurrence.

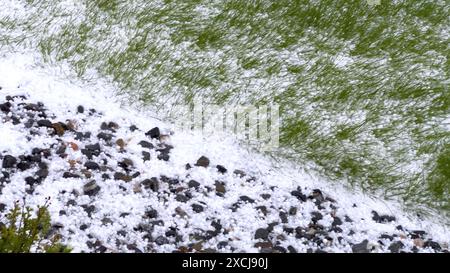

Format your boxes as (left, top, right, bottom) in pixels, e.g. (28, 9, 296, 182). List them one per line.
(129, 125, 138, 132)
(424, 240, 441, 251)
(215, 181, 226, 195)
(291, 189, 307, 202)
(279, 211, 288, 223)
(97, 132, 113, 142)
(155, 236, 169, 246)
(175, 207, 187, 218)
(261, 194, 271, 200)
(192, 204, 204, 213)
(352, 240, 370, 253)
(83, 181, 100, 196)
(388, 241, 404, 253)
(309, 189, 325, 204)
(145, 209, 158, 219)
(145, 127, 160, 139)
(141, 178, 159, 192)
(273, 246, 287, 253)
(255, 228, 269, 240)
(84, 161, 100, 170)
(239, 196, 255, 203)
(216, 165, 227, 174)
(77, 105, 84, 113)
(289, 207, 297, 215)
(344, 215, 353, 222)
(2, 155, 17, 168)
(0, 102, 11, 113)
(175, 194, 189, 203)
(82, 205, 96, 217)
(63, 172, 81, 179)
(142, 151, 151, 161)
(0, 203, 6, 212)
(332, 217, 343, 226)
(287, 246, 297, 253)
(24, 119, 34, 128)
(372, 211, 396, 223)
(138, 140, 154, 149)
(17, 161, 31, 171)
(409, 230, 426, 239)
(195, 156, 210, 168)
(379, 234, 394, 241)
(188, 180, 200, 189)
(114, 172, 133, 182)
(35, 168, 49, 179)
(233, 169, 246, 177)
(37, 119, 53, 128)
(311, 212, 323, 223)
(25, 177, 38, 186)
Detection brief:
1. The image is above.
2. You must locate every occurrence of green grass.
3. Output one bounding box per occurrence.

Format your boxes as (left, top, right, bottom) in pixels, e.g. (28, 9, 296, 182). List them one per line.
(1, 0, 449, 216)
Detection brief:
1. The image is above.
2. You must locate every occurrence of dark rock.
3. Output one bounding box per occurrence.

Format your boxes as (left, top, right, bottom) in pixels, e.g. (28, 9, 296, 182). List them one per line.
(185, 163, 192, 170)
(67, 200, 77, 206)
(409, 230, 426, 239)
(311, 211, 323, 223)
(2, 155, 17, 168)
(352, 240, 369, 253)
(256, 206, 268, 216)
(344, 215, 353, 222)
(233, 169, 246, 177)
(192, 204, 204, 213)
(142, 151, 151, 161)
(63, 172, 81, 179)
(80, 224, 88, 231)
(59, 210, 67, 216)
(279, 211, 288, 223)
(215, 181, 226, 195)
(424, 240, 441, 251)
(388, 241, 404, 253)
(372, 211, 396, 223)
(141, 178, 159, 192)
(291, 189, 307, 202)
(83, 181, 100, 196)
(145, 209, 158, 219)
(77, 105, 84, 114)
(0, 203, 6, 212)
(35, 168, 49, 179)
(254, 228, 269, 240)
(188, 180, 200, 189)
(114, 172, 133, 182)
(287, 245, 297, 253)
(261, 194, 271, 200)
(84, 161, 100, 170)
(175, 194, 189, 203)
(145, 127, 160, 139)
(195, 156, 210, 168)
(17, 161, 31, 171)
(25, 176, 38, 186)
(273, 246, 287, 253)
(216, 165, 227, 174)
(129, 125, 138, 132)
(217, 241, 228, 249)
(37, 119, 53, 128)
(97, 132, 113, 142)
(239, 196, 255, 203)
(157, 152, 170, 161)
(155, 236, 169, 246)
(82, 205, 96, 217)
(332, 217, 343, 226)
(0, 102, 11, 113)
(24, 119, 34, 128)
(380, 234, 394, 241)
(289, 207, 297, 215)
(138, 140, 154, 149)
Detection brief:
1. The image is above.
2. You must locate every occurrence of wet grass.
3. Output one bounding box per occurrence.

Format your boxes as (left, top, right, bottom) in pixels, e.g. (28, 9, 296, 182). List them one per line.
(1, 0, 449, 215)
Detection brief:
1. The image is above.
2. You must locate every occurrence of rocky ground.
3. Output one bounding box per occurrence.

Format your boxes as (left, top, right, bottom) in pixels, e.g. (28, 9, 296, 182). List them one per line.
(1, 92, 449, 253)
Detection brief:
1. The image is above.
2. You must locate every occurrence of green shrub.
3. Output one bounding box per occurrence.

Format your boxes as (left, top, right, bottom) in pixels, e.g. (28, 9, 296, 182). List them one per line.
(0, 199, 71, 253)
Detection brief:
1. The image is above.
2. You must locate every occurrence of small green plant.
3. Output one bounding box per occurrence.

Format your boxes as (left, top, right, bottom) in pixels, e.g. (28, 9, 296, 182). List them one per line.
(0, 198, 71, 253)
